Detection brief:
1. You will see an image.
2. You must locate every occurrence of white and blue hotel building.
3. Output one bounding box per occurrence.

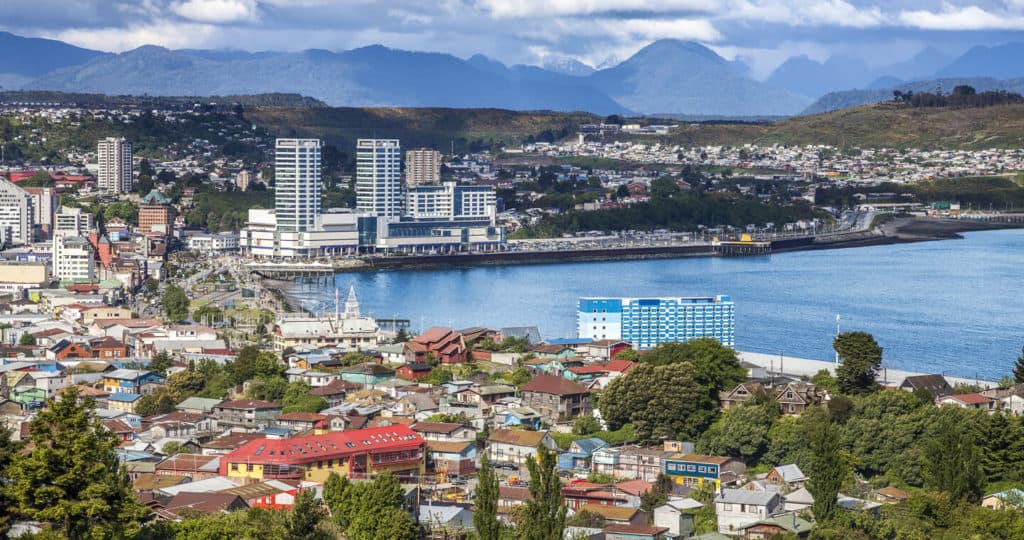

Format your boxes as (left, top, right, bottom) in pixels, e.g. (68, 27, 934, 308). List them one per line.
(577, 296, 735, 350)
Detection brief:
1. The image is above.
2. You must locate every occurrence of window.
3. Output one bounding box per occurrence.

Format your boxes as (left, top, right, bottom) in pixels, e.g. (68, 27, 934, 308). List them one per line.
(723, 503, 733, 512)
(247, 464, 254, 472)
(231, 463, 238, 471)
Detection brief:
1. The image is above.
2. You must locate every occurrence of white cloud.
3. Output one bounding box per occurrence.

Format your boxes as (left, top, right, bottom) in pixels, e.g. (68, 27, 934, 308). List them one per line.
(898, 5, 1024, 30)
(49, 21, 220, 51)
(478, 0, 718, 18)
(171, 0, 258, 23)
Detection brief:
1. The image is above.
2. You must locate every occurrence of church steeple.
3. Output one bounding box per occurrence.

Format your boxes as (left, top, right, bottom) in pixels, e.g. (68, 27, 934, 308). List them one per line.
(343, 283, 360, 318)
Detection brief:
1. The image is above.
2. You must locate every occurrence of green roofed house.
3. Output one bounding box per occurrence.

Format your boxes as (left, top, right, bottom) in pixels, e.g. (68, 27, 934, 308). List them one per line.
(176, 397, 223, 414)
(340, 362, 396, 385)
(738, 514, 813, 538)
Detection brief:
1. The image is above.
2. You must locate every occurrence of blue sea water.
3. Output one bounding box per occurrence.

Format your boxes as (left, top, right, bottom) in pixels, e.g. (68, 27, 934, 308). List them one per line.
(294, 229, 1024, 380)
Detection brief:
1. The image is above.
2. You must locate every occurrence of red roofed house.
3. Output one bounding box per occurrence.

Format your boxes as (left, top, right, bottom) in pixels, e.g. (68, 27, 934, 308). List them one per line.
(561, 480, 628, 511)
(404, 327, 468, 365)
(521, 375, 593, 425)
(396, 362, 433, 380)
(218, 425, 426, 483)
(937, 392, 995, 411)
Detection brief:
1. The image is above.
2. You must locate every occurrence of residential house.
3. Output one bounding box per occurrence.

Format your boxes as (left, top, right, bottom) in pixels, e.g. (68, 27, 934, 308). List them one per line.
(558, 437, 608, 472)
(419, 504, 475, 534)
(580, 504, 645, 526)
(404, 327, 468, 364)
(340, 362, 395, 385)
(486, 429, 558, 467)
(47, 339, 93, 360)
(427, 440, 477, 477)
(765, 464, 806, 490)
(720, 382, 767, 410)
(528, 344, 576, 360)
(90, 336, 129, 359)
(102, 369, 166, 395)
(143, 412, 216, 440)
(521, 375, 592, 425)
(714, 489, 783, 535)
(503, 407, 542, 430)
(455, 384, 516, 413)
(579, 340, 631, 361)
(604, 524, 669, 540)
(176, 397, 223, 415)
(396, 362, 433, 380)
(593, 444, 667, 483)
(212, 399, 284, 429)
(872, 487, 910, 504)
(285, 368, 341, 388)
(738, 515, 813, 539)
(782, 488, 814, 512)
(653, 498, 703, 538)
(663, 454, 746, 490)
(155, 454, 222, 480)
(899, 374, 953, 399)
(410, 422, 477, 442)
(982, 488, 1024, 510)
(108, 392, 143, 413)
(562, 481, 628, 511)
(937, 392, 995, 411)
(773, 383, 826, 414)
(274, 412, 327, 432)
(162, 492, 249, 517)
(309, 379, 360, 407)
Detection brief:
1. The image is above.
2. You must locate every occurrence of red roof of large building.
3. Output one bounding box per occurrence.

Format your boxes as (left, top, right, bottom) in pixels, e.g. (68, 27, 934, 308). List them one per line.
(220, 426, 425, 470)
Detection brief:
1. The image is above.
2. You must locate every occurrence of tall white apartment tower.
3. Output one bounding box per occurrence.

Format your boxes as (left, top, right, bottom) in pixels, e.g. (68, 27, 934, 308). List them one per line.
(405, 148, 442, 186)
(97, 137, 133, 193)
(356, 139, 403, 218)
(274, 138, 322, 232)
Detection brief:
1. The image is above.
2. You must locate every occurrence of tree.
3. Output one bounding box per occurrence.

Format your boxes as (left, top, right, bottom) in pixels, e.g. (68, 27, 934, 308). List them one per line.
(696, 402, 779, 463)
(148, 351, 173, 375)
(167, 365, 206, 399)
(136, 390, 176, 417)
(803, 413, 849, 522)
(924, 412, 986, 503)
(521, 445, 567, 540)
(572, 415, 601, 436)
(345, 473, 418, 540)
(566, 509, 606, 528)
(164, 284, 190, 322)
(834, 332, 883, 394)
(0, 424, 23, 537)
(601, 361, 717, 442)
(1013, 346, 1024, 384)
(282, 381, 328, 413)
(640, 474, 673, 521)
(18, 332, 36, 346)
(650, 176, 681, 199)
(288, 487, 328, 540)
(6, 386, 148, 539)
(394, 328, 410, 343)
(640, 339, 746, 395)
(475, 454, 502, 540)
(322, 472, 352, 528)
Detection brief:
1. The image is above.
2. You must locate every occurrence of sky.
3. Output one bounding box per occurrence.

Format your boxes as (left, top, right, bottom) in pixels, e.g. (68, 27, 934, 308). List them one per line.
(3, 0, 1024, 78)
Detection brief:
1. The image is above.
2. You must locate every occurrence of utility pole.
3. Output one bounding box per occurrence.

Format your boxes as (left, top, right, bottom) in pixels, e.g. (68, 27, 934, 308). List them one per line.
(834, 314, 841, 367)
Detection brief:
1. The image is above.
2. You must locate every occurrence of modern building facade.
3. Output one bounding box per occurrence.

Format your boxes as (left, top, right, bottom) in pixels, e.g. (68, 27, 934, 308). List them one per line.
(52, 235, 96, 280)
(406, 182, 497, 221)
(405, 148, 442, 185)
(0, 178, 33, 245)
(577, 296, 735, 349)
(274, 138, 322, 232)
(138, 189, 173, 236)
(97, 137, 133, 193)
(24, 187, 57, 240)
(234, 170, 252, 191)
(54, 206, 93, 236)
(356, 139, 402, 218)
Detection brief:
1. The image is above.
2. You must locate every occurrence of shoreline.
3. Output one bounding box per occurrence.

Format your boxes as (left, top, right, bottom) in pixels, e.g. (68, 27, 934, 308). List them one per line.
(333, 218, 1024, 273)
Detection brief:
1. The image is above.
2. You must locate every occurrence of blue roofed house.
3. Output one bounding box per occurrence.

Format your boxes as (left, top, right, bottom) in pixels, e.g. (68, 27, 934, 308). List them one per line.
(108, 392, 143, 413)
(102, 369, 166, 395)
(558, 436, 608, 471)
(503, 407, 543, 430)
(982, 488, 1024, 510)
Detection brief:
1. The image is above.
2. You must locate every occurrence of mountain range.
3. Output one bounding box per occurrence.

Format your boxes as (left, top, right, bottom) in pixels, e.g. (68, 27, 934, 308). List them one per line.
(3, 31, 1024, 118)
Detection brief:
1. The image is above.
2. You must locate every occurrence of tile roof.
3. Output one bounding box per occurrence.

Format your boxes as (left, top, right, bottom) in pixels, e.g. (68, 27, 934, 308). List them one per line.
(945, 392, 993, 405)
(223, 425, 424, 465)
(426, 440, 476, 454)
(488, 429, 549, 447)
(579, 503, 639, 521)
(521, 375, 590, 396)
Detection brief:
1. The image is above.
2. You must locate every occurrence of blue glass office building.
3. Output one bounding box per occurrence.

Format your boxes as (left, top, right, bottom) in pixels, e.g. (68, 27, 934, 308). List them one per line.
(577, 296, 735, 350)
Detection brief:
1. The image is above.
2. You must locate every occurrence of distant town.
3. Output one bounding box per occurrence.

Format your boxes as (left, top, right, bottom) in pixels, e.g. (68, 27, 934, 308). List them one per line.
(1, 101, 1024, 539)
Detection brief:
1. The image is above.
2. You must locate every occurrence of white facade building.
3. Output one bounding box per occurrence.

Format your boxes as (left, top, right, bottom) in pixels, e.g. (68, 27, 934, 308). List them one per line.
(274, 138, 322, 232)
(405, 182, 496, 222)
(52, 235, 96, 280)
(97, 137, 133, 193)
(405, 148, 442, 185)
(55, 206, 94, 236)
(356, 139, 402, 218)
(0, 178, 33, 246)
(187, 233, 240, 254)
(25, 187, 57, 239)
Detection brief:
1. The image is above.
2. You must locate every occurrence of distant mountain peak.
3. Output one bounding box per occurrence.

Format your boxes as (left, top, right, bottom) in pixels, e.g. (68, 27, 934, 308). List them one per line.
(541, 57, 594, 77)
(632, 39, 725, 64)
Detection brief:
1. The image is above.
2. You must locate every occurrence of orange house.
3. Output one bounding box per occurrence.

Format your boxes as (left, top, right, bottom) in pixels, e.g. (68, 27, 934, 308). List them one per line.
(404, 327, 468, 365)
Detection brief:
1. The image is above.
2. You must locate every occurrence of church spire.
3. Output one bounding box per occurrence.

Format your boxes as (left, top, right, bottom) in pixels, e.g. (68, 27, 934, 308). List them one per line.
(343, 283, 360, 318)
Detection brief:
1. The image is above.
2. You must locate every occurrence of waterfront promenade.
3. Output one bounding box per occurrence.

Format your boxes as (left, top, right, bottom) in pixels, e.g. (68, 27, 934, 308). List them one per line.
(738, 351, 999, 389)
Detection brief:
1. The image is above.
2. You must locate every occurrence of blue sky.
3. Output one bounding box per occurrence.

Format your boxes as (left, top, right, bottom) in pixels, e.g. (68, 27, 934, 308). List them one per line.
(3, 0, 1024, 78)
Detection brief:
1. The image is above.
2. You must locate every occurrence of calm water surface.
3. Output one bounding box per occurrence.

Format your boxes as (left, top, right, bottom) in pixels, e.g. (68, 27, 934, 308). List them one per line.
(294, 229, 1024, 380)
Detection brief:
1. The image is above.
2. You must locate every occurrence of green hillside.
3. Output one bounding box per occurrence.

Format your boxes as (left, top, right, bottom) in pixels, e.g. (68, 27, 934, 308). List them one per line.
(656, 103, 1024, 150)
(245, 107, 596, 153)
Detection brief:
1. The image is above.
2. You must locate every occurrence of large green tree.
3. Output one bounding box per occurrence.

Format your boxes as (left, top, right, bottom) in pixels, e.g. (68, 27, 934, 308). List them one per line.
(287, 487, 329, 540)
(163, 284, 190, 322)
(601, 361, 717, 442)
(322, 472, 352, 528)
(924, 412, 986, 503)
(6, 386, 148, 539)
(474, 454, 502, 540)
(344, 473, 418, 540)
(803, 413, 849, 523)
(0, 424, 23, 537)
(521, 445, 567, 540)
(282, 381, 328, 413)
(696, 401, 780, 463)
(834, 331, 883, 394)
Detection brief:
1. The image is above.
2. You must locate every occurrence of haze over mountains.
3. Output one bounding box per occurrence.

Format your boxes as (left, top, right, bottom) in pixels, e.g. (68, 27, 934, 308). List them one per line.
(3, 31, 1024, 118)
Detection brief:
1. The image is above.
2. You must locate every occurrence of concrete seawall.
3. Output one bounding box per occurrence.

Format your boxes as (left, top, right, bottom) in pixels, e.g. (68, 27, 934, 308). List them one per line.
(738, 351, 998, 389)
